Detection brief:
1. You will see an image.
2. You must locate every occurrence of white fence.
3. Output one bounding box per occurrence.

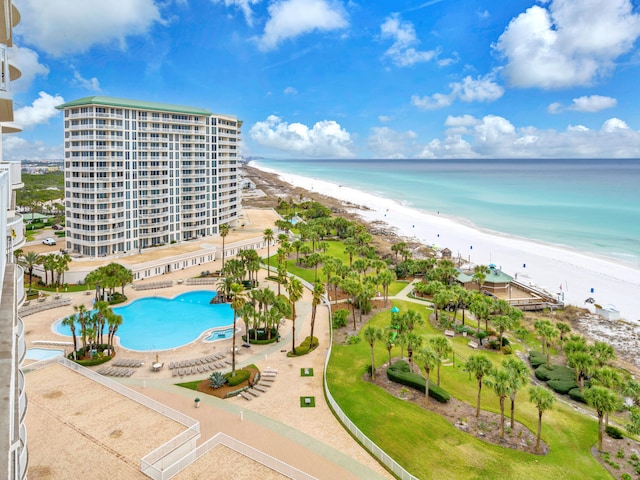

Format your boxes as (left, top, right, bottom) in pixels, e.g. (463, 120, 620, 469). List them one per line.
(321, 299, 419, 480)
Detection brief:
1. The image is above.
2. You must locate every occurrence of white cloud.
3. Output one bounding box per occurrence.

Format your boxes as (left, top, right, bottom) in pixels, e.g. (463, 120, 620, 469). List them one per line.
(418, 115, 640, 158)
(9, 46, 49, 93)
(14, 92, 65, 129)
(2, 136, 63, 161)
(568, 95, 617, 112)
(211, 0, 261, 27)
(250, 114, 355, 157)
(380, 14, 437, 67)
(366, 126, 417, 158)
(72, 68, 101, 92)
(378, 115, 393, 123)
(495, 0, 640, 88)
(548, 95, 617, 113)
(284, 86, 298, 95)
(258, 0, 348, 51)
(412, 74, 504, 110)
(15, 0, 163, 57)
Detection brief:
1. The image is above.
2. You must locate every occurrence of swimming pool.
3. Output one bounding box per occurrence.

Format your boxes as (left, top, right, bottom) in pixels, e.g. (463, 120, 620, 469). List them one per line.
(54, 290, 234, 351)
(26, 348, 65, 361)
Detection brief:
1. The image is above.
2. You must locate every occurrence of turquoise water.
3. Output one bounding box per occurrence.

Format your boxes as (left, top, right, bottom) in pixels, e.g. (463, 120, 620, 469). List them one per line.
(254, 158, 640, 267)
(26, 348, 64, 360)
(54, 290, 234, 351)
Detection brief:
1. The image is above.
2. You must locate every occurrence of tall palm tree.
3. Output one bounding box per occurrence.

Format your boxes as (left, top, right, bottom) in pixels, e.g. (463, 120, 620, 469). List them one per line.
(584, 386, 620, 452)
(416, 346, 440, 406)
(492, 314, 515, 354)
(219, 223, 230, 271)
(377, 269, 396, 307)
(363, 325, 383, 380)
(263, 228, 274, 274)
(528, 386, 555, 454)
(429, 336, 453, 386)
(285, 277, 304, 354)
(503, 357, 530, 429)
(229, 282, 245, 376)
(472, 264, 491, 291)
(309, 282, 325, 347)
(73, 304, 89, 352)
(18, 251, 41, 292)
(106, 310, 123, 355)
(486, 368, 511, 439)
(62, 314, 78, 359)
(466, 354, 493, 418)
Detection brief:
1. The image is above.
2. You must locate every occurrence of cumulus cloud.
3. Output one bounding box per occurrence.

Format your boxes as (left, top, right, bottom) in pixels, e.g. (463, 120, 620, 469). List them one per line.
(211, 0, 261, 27)
(418, 115, 640, 158)
(366, 127, 417, 158)
(411, 74, 504, 110)
(284, 86, 298, 95)
(249, 114, 354, 157)
(380, 14, 438, 67)
(15, 0, 163, 56)
(2, 136, 63, 161)
(495, 0, 640, 88)
(258, 0, 348, 51)
(14, 92, 65, 129)
(548, 95, 617, 113)
(9, 46, 49, 93)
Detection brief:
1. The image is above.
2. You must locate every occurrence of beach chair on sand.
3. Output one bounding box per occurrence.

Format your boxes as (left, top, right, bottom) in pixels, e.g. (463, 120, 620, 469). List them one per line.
(240, 392, 252, 401)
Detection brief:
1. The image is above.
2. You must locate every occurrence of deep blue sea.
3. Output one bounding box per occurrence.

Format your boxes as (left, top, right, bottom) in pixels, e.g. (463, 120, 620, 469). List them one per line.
(253, 158, 640, 268)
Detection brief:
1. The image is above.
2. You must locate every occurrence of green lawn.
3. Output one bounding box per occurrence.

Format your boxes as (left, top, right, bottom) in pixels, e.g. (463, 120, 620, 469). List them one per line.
(326, 300, 610, 479)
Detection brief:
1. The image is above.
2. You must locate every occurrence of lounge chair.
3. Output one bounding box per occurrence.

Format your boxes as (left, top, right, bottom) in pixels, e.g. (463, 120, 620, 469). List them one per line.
(169, 362, 175, 370)
(253, 385, 267, 393)
(240, 392, 252, 401)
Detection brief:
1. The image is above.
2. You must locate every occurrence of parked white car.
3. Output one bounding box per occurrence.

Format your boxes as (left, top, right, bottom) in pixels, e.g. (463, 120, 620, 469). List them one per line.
(42, 238, 57, 246)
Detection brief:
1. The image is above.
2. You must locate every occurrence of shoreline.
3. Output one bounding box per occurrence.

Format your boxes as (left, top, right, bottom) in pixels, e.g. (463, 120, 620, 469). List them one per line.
(246, 161, 640, 324)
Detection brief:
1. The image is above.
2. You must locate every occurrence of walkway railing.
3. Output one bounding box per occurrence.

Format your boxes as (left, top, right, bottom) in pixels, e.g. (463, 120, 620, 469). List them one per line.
(321, 296, 419, 480)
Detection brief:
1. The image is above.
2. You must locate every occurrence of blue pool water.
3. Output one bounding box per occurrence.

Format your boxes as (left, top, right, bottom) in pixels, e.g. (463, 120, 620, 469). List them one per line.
(26, 348, 64, 361)
(54, 290, 234, 351)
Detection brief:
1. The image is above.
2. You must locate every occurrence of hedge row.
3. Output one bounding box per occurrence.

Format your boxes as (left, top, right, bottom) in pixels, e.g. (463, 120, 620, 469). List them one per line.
(387, 360, 450, 403)
(529, 351, 546, 368)
(529, 351, 587, 403)
(287, 336, 319, 357)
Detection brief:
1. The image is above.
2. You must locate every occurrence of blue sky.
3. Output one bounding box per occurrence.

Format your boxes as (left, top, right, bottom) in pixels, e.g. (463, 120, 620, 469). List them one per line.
(7, 0, 640, 159)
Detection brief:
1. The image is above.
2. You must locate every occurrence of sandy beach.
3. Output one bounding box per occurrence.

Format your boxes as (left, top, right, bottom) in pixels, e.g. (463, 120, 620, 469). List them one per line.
(247, 162, 640, 324)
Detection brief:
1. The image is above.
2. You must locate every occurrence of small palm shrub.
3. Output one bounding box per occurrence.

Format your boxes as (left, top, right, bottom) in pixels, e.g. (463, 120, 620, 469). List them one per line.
(209, 371, 227, 389)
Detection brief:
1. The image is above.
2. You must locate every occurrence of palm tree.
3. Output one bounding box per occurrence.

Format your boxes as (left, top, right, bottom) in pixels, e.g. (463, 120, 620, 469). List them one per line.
(472, 264, 491, 291)
(590, 341, 616, 368)
(377, 269, 396, 307)
(528, 386, 555, 454)
(309, 282, 324, 347)
(556, 321, 571, 342)
(219, 223, 230, 271)
(584, 386, 620, 452)
(229, 282, 245, 376)
(492, 314, 515, 354)
(466, 354, 493, 418)
(19, 251, 41, 292)
(416, 346, 440, 406)
(384, 329, 396, 366)
(263, 228, 274, 274)
(567, 351, 595, 390)
(106, 310, 123, 355)
(364, 325, 383, 380)
(503, 357, 530, 429)
(591, 366, 623, 427)
(62, 314, 78, 359)
(429, 336, 452, 386)
(285, 277, 304, 354)
(486, 367, 511, 439)
(406, 333, 422, 366)
(73, 304, 89, 352)
(539, 323, 558, 367)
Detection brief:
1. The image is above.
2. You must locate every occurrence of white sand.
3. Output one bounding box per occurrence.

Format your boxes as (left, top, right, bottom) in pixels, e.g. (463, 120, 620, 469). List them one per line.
(253, 163, 640, 324)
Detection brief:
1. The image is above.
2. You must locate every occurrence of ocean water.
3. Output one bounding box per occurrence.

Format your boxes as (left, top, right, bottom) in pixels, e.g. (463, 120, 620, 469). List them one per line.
(252, 158, 640, 268)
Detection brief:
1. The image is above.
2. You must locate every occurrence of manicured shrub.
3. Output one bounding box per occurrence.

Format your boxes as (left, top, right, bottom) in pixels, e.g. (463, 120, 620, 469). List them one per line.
(225, 369, 250, 387)
(548, 380, 578, 394)
(568, 388, 586, 404)
(535, 365, 553, 381)
(332, 309, 349, 329)
(288, 336, 319, 356)
(529, 351, 546, 368)
(605, 425, 624, 439)
(387, 360, 450, 403)
(502, 345, 513, 355)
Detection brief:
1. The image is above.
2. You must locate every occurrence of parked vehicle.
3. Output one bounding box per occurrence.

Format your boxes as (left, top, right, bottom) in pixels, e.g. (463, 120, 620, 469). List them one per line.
(42, 238, 57, 246)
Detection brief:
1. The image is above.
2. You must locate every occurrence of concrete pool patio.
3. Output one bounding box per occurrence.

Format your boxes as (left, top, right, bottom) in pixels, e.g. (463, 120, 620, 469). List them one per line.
(23, 258, 393, 479)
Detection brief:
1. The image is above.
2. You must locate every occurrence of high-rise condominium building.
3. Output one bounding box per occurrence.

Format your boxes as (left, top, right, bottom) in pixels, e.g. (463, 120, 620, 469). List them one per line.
(0, 1, 28, 479)
(56, 97, 241, 257)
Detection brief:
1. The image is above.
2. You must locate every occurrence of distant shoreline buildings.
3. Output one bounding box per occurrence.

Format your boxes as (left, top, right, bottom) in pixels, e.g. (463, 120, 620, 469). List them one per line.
(56, 96, 242, 257)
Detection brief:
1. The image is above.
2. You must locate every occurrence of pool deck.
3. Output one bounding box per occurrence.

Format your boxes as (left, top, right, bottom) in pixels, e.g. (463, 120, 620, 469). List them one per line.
(22, 244, 393, 479)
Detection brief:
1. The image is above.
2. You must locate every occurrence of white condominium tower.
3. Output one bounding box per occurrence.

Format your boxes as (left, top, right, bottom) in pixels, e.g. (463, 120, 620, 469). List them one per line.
(0, 1, 27, 479)
(57, 96, 241, 257)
